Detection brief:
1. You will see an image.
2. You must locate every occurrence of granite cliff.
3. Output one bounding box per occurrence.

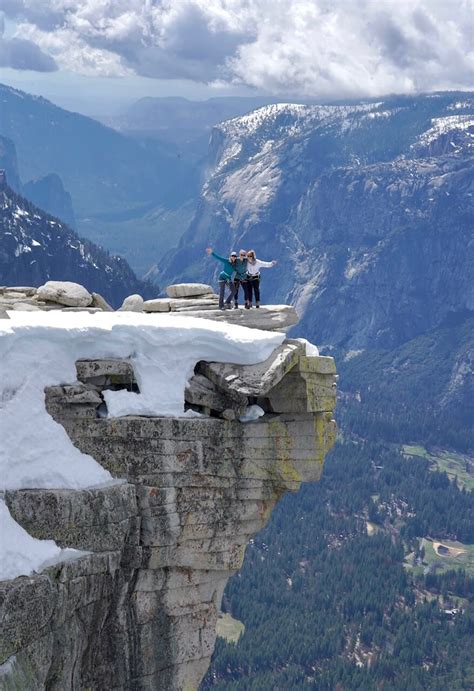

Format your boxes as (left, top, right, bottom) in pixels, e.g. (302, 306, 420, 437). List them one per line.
(162, 93, 474, 351)
(0, 296, 336, 690)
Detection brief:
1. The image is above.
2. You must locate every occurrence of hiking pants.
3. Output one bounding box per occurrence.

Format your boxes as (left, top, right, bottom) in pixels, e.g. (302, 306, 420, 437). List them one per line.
(246, 275, 261, 304)
(219, 279, 237, 308)
(233, 279, 248, 306)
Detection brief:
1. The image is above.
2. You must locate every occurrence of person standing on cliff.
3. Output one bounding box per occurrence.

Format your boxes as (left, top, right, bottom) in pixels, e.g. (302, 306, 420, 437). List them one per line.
(233, 250, 248, 309)
(206, 248, 238, 309)
(245, 250, 277, 308)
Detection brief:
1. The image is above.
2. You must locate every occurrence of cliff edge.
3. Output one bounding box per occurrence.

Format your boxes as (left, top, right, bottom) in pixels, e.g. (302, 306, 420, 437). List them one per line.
(0, 304, 336, 690)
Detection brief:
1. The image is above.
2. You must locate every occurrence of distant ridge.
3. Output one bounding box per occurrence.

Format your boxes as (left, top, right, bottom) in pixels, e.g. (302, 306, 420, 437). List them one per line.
(0, 173, 154, 307)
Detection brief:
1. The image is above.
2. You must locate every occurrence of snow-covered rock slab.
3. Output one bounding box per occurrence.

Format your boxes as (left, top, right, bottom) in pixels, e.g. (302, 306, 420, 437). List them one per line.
(0, 311, 284, 580)
(37, 281, 93, 307)
(0, 311, 284, 492)
(166, 283, 214, 298)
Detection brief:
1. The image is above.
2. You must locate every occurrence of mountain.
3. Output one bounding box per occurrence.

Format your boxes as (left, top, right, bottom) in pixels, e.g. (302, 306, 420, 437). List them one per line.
(339, 313, 474, 452)
(0, 82, 164, 216)
(0, 173, 153, 306)
(163, 93, 473, 352)
(24, 173, 76, 228)
(0, 134, 21, 193)
(0, 83, 206, 276)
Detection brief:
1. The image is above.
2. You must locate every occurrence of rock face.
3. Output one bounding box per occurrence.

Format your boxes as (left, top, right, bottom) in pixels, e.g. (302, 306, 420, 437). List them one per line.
(162, 93, 474, 351)
(24, 173, 76, 229)
(0, 340, 336, 690)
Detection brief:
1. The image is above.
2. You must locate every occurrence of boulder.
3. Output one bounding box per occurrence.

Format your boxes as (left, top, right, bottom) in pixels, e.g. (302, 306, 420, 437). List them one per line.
(91, 292, 114, 312)
(143, 298, 171, 312)
(166, 284, 214, 299)
(199, 341, 305, 398)
(185, 374, 247, 412)
(36, 281, 93, 307)
(118, 294, 144, 312)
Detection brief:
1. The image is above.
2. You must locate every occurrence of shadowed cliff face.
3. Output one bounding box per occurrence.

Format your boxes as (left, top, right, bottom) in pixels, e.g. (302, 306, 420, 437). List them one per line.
(161, 93, 474, 351)
(0, 343, 336, 690)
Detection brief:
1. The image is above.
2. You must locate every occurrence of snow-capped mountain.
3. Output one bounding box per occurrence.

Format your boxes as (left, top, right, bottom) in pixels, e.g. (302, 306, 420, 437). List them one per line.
(163, 93, 474, 351)
(0, 174, 153, 306)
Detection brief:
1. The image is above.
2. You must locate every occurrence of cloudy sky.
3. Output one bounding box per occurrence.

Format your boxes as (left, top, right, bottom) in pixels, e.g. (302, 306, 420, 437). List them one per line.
(0, 0, 473, 114)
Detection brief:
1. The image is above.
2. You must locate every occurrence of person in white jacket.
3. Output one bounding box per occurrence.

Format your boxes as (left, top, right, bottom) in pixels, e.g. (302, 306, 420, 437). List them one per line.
(244, 249, 277, 308)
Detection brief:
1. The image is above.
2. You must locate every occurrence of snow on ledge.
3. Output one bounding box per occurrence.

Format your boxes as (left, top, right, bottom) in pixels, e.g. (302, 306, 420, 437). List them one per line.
(0, 499, 89, 582)
(0, 311, 284, 491)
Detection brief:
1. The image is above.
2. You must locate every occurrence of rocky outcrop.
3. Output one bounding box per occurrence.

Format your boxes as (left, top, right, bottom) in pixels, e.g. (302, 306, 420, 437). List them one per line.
(0, 282, 299, 332)
(0, 336, 336, 689)
(24, 173, 76, 229)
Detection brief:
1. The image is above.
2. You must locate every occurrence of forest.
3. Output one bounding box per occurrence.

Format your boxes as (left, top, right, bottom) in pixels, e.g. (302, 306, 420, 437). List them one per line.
(203, 440, 474, 689)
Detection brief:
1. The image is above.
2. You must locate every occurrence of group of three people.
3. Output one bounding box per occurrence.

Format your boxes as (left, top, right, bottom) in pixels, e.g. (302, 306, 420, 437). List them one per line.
(206, 247, 277, 310)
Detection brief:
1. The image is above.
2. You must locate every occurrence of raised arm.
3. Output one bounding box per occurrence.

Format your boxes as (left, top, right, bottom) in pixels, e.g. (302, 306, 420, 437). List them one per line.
(255, 259, 277, 269)
(206, 248, 227, 264)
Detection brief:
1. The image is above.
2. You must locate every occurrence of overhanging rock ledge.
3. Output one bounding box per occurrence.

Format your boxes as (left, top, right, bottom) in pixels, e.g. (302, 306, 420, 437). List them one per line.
(0, 309, 336, 691)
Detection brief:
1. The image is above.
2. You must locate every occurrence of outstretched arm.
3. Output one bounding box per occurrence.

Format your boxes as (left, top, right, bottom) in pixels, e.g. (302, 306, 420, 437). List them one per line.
(256, 259, 277, 269)
(206, 248, 227, 263)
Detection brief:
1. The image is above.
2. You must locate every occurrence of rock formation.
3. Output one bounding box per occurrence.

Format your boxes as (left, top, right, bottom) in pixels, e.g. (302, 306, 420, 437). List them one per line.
(0, 303, 336, 690)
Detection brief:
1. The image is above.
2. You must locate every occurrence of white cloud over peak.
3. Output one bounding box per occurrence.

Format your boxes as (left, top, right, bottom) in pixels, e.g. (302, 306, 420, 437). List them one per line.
(2, 0, 473, 96)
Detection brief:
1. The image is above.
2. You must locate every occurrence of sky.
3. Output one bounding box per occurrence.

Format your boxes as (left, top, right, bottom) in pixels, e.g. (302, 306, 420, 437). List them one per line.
(0, 0, 473, 115)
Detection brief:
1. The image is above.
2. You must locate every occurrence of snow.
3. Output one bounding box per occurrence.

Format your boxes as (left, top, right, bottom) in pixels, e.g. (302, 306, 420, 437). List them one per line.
(0, 498, 87, 581)
(1, 311, 284, 491)
(295, 338, 319, 357)
(417, 115, 474, 146)
(0, 311, 285, 581)
(239, 404, 265, 422)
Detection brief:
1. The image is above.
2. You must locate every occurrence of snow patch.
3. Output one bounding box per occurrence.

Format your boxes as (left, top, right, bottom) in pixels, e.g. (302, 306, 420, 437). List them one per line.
(417, 115, 474, 146)
(239, 404, 265, 423)
(0, 498, 87, 581)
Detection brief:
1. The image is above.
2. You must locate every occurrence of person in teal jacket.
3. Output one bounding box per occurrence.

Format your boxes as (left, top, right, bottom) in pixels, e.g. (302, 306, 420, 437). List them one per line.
(206, 247, 238, 309)
(233, 249, 248, 308)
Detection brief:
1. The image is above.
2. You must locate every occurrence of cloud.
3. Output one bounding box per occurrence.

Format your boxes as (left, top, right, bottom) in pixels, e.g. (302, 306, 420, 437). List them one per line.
(0, 11, 57, 71)
(2, 0, 473, 96)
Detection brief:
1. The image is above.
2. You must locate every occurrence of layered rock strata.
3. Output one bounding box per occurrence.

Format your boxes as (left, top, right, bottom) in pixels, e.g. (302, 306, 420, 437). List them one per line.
(0, 340, 336, 690)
